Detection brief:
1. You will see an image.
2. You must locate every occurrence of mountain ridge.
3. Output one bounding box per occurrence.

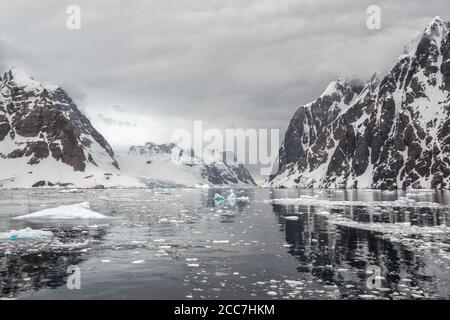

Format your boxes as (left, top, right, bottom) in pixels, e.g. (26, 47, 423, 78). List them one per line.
(266, 17, 450, 189)
(0, 72, 256, 188)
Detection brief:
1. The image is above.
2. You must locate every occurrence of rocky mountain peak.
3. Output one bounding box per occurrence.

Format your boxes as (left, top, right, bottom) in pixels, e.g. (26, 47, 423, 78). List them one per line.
(267, 17, 450, 189)
(424, 16, 449, 38)
(0, 70, 122, 187)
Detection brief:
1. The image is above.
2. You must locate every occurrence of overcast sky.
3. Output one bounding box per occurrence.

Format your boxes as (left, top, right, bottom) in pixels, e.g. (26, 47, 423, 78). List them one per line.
(1, 0, 449, 158)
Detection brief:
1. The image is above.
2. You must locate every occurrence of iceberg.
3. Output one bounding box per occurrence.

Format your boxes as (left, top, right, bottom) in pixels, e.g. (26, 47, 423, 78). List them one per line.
(13, 202, 108, 220)
(214, 193, 225, 201)
(0, 227, 53, 240)
(227, 191, 237, 207)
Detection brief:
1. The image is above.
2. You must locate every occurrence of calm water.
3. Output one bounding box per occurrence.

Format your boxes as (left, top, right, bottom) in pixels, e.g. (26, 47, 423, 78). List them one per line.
(0, 188, 450, 300)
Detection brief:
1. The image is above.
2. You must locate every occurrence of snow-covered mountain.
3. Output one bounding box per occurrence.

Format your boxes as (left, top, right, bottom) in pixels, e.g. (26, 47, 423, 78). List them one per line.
(266, 17, 450, 189)
(118, 142, 256, 187)
(0, 69, 141, 188)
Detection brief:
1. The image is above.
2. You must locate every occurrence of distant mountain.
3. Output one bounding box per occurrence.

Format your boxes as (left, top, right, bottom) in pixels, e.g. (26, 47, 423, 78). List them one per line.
(266, 17, 450, 189)
(0, 69, 140, 188)
(119, 142, 256, 187)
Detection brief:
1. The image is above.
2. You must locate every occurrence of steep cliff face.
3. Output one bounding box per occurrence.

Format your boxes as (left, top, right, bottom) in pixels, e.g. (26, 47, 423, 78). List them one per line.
(120, 142, 256, 187)
(277, 79, 365, 173)
(267, 17, 450, 189)
(0, 69, 139, 188)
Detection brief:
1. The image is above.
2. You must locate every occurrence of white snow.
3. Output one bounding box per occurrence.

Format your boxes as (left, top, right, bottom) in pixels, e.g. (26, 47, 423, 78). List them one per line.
(13, 202, 109, 220)
(10, 69, 43, 92)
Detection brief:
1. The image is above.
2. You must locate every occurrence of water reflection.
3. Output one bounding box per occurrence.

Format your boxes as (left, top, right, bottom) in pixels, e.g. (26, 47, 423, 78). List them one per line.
(0, 188, 449, 299)
(271, 192, 450, 299)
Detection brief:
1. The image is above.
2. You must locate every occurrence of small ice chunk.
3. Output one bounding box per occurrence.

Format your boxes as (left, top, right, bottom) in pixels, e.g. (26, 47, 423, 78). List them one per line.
(186, 258, 198, 262)
(283, 216, 299, 221)
(266, 291, 278, 296)
(187, 263, 200, 267)
(195, 184, 210, 189)
(213, 240, 229, 244)
(59, 189, 85, 193)
(359, 294, 376, 299)
(236, 196, 250, 202)
(132, 260, 145, 264)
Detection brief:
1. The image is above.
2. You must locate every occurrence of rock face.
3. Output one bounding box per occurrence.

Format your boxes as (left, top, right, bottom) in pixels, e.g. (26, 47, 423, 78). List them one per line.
(0, 69, 138, 188)
(267, 17, 450, 189)
(122, 142, 256, 186)
(277, 78, 366, 174)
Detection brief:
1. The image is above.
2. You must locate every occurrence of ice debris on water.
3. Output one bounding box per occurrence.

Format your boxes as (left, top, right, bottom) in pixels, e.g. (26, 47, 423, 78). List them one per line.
(194, 184, 210, 189)
(214, 193, 225, 202)
(212, 240, 229, 244)
(236, 196, 250, 202)
(14, 202, 108, 220)
(132, 260, 145, 264)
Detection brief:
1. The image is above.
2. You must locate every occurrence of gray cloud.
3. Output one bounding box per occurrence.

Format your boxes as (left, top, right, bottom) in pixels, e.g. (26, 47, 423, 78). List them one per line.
(1, 0, 449, 147)
(96, 113, 137, 127)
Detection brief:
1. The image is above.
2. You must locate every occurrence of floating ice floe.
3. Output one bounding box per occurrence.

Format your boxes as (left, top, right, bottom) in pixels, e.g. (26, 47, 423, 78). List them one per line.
(212, 240, 229, 244)
(236, 196, 250, 202)
(283, 216, 300, 221)
(0, 227, 53, 240)
(59, 188, 86, 194)
(13, 202, 109, 220)
(187, 263, 200, 267)
(132, 260, 145, 264)
(194, 183, 210, 189)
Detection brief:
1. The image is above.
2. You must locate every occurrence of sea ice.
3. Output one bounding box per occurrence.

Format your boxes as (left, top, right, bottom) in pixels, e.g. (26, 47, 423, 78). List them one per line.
(283, 216, 299, 221)
(13, 202, 108, 220)
(59, 188, 86, 193)
(0, 227, 53, 240)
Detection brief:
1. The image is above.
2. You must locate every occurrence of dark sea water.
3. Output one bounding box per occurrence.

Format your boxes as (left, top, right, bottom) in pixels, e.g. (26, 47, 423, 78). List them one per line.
(0, 188, 449, 300)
